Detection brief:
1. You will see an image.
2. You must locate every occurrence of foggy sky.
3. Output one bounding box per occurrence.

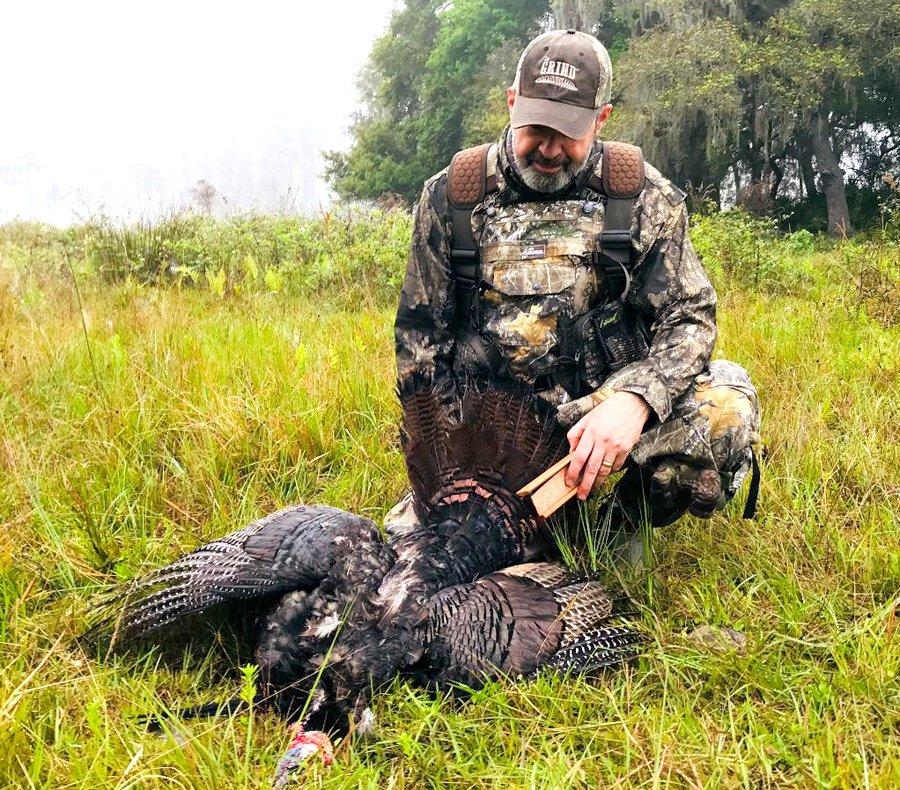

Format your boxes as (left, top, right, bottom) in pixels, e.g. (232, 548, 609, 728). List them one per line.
(0, 1, 398, 225)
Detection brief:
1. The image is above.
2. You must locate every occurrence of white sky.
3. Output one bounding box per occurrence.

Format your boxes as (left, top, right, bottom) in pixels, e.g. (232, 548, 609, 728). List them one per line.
(0, 0, 398, 224)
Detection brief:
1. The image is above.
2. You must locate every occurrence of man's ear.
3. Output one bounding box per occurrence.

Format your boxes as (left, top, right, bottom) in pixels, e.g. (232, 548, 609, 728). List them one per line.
(595, 103, 613, 131)
(507, 88, 517, 112)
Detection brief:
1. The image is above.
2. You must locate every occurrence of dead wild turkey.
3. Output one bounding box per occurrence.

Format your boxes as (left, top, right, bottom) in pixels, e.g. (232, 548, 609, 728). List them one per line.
(81, 377, 642, 737)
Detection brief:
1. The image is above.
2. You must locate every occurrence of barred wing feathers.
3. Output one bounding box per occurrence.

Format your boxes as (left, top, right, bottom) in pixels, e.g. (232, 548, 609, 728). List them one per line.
(420, 562, 643, 687)
(83, 505, 378, 648)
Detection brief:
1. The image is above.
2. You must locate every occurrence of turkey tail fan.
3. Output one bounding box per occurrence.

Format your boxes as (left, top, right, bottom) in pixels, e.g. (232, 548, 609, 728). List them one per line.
(418, 562, 644, 689)
(80, 505, 379, 651)
(398, 374, 570, 519)
(375, 377, 571, 628)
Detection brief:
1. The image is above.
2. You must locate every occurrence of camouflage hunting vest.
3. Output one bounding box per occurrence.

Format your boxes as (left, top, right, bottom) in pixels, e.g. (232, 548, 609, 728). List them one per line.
(472, 196, 608, 382)
(446, 138, 646, 397)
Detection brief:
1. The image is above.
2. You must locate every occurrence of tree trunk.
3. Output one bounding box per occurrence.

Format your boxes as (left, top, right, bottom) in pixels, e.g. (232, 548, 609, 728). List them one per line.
(792, 135, 819, 199)
(810, 116, 853, 237)
(745, 123, 766, 185)
(769, 157, 784, 202)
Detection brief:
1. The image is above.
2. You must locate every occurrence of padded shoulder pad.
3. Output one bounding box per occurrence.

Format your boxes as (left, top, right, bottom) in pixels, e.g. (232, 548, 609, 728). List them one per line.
(448, 143, 491, 208)
(601, 142, 645, 199)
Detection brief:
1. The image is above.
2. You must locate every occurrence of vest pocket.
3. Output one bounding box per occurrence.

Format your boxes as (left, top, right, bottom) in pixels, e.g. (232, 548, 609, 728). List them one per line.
(474, 210, 603, 377)
(481, 238, 597, 298)
(483, 257, 578, 297)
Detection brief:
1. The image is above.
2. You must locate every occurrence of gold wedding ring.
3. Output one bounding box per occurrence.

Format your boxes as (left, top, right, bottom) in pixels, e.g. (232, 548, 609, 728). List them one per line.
(600, 460, 614, 468)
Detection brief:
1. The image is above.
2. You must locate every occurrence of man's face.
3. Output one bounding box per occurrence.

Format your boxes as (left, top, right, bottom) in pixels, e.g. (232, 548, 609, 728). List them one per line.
(506, 89, 612, 192)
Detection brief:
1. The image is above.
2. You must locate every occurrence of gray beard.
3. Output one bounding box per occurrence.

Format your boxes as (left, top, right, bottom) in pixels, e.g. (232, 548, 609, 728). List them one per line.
(511, 136, 592, 193)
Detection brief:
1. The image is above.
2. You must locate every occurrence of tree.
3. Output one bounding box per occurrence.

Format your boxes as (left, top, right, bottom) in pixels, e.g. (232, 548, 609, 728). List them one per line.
(322, 0, 444, 204)
(596, 0, 899, 234)
(552, 0, 608, 30)
(330, 0, 898, 234)
(325, 0, 546, 204)
(602, 13, 752, 196)
(766, 0, 900, 234)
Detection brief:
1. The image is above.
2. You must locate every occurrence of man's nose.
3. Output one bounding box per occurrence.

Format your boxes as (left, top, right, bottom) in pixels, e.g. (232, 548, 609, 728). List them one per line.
(538, 134, 563, 160)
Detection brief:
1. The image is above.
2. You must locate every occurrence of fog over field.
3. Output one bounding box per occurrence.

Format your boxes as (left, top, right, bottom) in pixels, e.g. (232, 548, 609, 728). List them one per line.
(1, 1, 396, 225)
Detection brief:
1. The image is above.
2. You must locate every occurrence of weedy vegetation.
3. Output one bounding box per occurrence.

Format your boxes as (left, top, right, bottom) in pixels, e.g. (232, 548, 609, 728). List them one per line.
(0, 209, 897, 787)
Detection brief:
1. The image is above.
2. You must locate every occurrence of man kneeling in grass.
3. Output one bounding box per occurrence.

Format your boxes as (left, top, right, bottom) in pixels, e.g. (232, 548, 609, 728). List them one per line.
(388, 29, 761, 559)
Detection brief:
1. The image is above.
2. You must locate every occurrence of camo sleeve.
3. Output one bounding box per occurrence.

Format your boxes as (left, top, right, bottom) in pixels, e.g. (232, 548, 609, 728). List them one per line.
(601, 196, 717, 423)
(394, 171, 457, 389)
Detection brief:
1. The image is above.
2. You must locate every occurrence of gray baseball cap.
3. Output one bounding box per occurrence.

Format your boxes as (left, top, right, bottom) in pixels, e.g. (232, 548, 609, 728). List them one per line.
(511, 29, 613, 139)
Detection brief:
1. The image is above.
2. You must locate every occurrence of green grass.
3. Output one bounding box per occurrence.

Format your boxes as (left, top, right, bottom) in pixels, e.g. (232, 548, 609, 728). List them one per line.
(0, 212, 897, 788)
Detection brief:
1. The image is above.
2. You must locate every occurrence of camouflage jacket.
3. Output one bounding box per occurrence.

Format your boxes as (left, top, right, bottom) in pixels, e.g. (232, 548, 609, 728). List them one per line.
(394, 129, 717, 425)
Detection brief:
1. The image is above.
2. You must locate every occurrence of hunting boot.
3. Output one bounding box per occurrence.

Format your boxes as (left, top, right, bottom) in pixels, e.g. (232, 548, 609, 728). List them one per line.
(686, 468, 723, 518)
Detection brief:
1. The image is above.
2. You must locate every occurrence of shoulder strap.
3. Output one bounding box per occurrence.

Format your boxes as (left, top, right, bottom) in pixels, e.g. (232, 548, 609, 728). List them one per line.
(587, 141, 645, 300)
(447, 143, 498, 323)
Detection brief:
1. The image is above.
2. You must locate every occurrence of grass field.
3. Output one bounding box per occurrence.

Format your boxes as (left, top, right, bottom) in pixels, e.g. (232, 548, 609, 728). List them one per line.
(0, 211, 897, 788)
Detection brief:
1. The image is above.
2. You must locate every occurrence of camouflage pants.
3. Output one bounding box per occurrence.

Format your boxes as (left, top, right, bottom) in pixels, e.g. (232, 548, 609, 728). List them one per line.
(385, 359, 760, 537)
(598, 359, 760, 531)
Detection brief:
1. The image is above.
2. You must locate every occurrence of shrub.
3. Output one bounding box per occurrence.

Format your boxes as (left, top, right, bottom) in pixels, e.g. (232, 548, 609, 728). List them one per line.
(24, 209, 415, 304)
(691, 210, 822, 296)
(81, 213, 208, 282)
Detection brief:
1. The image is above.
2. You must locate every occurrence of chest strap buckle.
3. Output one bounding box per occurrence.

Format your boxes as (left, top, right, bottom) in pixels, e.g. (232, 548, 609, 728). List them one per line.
(592, 228, 633, 301)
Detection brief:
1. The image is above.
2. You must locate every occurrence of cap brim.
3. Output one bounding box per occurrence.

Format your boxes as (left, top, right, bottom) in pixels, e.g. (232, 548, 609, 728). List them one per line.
(510, 95, 597, 139)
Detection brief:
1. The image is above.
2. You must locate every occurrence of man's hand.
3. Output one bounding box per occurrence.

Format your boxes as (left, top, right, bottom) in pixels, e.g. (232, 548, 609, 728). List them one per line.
(565, 391, 651, 500)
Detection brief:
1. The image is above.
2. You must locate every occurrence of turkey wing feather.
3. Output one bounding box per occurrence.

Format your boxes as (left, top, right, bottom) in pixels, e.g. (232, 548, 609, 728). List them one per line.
(420, 563, 643, 687)
(83, 505, 378, 648)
